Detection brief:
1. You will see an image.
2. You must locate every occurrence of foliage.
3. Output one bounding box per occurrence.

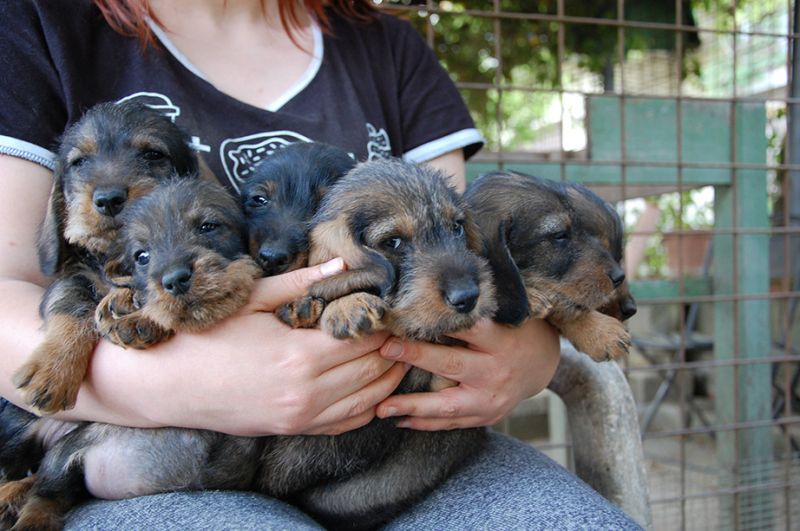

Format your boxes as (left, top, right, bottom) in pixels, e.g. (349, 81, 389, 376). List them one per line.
(389, 0, 702, 148)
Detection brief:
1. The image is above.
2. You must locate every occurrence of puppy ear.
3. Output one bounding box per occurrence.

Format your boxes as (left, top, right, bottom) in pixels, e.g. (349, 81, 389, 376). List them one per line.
(463, 212, 484, 254)
(196, 155, 217, 183)
(485, 219, 530, 326)
(37, 169, 67, 276)
(309, 217, 395, 297)
(103, 254, 134, 287)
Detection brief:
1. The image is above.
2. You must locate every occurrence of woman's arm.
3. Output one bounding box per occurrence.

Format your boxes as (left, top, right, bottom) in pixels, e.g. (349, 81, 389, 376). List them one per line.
(0, 156, 54, 401)
(0, 155, 406, 436)
(423, 149, 467, 193)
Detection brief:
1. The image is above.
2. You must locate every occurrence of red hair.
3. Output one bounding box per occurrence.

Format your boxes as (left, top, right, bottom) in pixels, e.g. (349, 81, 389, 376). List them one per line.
(93, 0, 379, 49)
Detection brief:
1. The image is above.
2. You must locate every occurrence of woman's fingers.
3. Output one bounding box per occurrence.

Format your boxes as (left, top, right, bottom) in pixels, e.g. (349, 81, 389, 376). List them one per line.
(379, 337, 483, 383)
(374, 318, 562, 430)
(376, 385, 507, 425)
(312, 351, 395, 407)
(309, 361, 410, 433)
(245, 258, 344, 312)
(283, 327, 391, 374)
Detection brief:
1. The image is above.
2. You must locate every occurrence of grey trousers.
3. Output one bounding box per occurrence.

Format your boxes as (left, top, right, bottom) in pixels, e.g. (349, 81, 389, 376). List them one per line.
(65, 431, 641, 530)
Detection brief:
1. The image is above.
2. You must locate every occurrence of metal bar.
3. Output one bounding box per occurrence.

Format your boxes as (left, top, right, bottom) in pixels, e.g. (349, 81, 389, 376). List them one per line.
(626, 227, 800, 237)
(381, 5, 798, 40)
(780, 4, 800, 526)
(650, 477, 800, 505)
(470, 157, 800, 172)
(643, 415, 800, 440)
(636, 289, 800, 306)
(493, 0, 502, 169)
(624, 354, 800, 374)
(673, 1, 688, 525)
(459, 83, 800, 104)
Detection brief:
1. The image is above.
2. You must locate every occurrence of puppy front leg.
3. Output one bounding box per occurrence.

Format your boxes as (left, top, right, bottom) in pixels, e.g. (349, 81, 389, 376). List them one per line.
(13, 276, 99, 413)
(277, 266, 390, 329)
(554, 310, 631, 361)
(525, 287, 553, 319)
(95, 287, 173, 349)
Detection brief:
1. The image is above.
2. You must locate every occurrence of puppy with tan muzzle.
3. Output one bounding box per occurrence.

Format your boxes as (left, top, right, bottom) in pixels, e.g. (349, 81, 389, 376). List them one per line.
(12, 100, 198, 414)
(464, 171, 635, 361)
(276, 158, 497, 529)
(0, 178, 262, 531)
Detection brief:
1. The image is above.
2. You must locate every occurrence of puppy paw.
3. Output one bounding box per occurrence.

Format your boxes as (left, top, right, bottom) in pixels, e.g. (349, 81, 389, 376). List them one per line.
(320, 293, 388, 340)
(0, 476, 35, 528)
(561, 311, 631, 361)
(96, 292, 172, 349)
(95, 287, 137, 320)
(527, 290, 553, 319)
(12, 345, 91, 414)
(277, 296, 326, 328)
(11, 494, 62, 531)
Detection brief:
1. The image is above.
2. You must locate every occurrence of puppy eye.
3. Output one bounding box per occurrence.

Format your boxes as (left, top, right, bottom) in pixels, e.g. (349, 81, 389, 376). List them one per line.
(382, 236, 404, 251)
(249, 195, 270, 207)
(141, 150, 167, 162)
(69, 156, 88, 168)
(199, 222, 219, 233)
(552, 230, 570, 242)
(453, 220, 465, 237)
(134, 250, 150, 266)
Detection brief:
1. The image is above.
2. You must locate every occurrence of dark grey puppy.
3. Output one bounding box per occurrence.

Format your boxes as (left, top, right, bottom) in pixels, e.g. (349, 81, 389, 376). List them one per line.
(242, 141, 356, 275)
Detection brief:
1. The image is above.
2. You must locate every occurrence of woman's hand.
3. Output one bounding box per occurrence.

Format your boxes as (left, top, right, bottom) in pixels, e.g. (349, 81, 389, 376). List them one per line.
(374, 317, 560, 430)
(84, 259, 408, 437)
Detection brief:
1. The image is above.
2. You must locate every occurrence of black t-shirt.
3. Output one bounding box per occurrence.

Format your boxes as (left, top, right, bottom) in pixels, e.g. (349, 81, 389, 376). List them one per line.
(0, 0, 483, 192)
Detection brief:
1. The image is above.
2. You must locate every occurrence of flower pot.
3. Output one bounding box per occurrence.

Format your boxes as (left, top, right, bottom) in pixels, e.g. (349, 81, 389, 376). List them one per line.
(662, 231, 712, 277)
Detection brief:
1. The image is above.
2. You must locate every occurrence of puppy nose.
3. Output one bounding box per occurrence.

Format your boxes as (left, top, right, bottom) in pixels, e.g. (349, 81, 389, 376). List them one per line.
(162, 266, 193, 295)
(444, 283, 480, 314)
(93, 187, 128, 217)
(621, 298, 637, 320)
(609, 266, 626, 288)
(258, 247, 290, 275)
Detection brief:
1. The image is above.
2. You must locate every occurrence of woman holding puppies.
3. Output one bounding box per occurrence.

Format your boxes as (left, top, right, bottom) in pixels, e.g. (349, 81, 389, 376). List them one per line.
(0, 0, 638, 528)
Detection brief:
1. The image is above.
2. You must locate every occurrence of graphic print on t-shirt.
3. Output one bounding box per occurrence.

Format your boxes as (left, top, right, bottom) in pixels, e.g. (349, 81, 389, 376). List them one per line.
(366, 123, 391, 161)
(117, 92, 181, 122)
(116, 91, 211, 154)
(219, 131, 313, 192)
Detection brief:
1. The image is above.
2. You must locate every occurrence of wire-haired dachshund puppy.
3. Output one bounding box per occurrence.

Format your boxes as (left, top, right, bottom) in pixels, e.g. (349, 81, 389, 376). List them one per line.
(464, 171, 634, 361)
(13, 100, 198, 414)
(94, 178, 263, 348)
(1, 178, 261, 531)
(568, 181, 637, 323)
(276, 158, 497, 529)
(242, 141, 356, 275)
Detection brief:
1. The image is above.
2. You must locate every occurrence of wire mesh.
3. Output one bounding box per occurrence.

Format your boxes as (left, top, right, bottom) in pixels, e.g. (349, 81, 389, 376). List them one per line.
(385, 1, 799, 529)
